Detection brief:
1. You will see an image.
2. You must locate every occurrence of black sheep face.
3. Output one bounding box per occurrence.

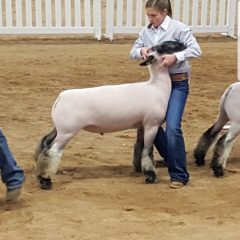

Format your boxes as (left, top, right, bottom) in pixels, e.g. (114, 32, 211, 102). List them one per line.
(140, 41, 186, 66)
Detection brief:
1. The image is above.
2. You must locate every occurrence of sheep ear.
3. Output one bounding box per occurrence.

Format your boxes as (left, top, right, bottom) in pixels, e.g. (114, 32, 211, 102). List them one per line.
(139, 55, 155, 66)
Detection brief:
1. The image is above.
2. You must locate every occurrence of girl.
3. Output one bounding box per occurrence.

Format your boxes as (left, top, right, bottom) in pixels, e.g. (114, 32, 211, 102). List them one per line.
(130, 0, 201, 188)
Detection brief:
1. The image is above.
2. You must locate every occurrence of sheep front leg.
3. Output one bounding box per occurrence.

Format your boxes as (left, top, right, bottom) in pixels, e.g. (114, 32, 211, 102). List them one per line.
(133, 128, 144, 172)
(142, 126, 158, 184)
(142, 147, 156, 183)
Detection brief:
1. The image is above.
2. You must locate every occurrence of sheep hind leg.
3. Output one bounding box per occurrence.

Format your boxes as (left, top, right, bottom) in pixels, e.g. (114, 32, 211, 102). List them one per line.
(211, 124, 240, 177)
(194, 123, 223, 166)
(34, 128, 57, 190)
(36, 132, 74, 190)
(36, 142, 63, 190)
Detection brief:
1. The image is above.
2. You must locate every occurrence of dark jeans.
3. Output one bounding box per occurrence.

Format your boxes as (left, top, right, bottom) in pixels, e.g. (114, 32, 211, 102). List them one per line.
(154, 80, 189, 183)
(0, 129, 25, 189)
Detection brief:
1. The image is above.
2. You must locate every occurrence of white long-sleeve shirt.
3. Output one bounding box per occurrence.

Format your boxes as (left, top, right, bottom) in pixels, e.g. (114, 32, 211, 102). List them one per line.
(130, 16, 202, 74)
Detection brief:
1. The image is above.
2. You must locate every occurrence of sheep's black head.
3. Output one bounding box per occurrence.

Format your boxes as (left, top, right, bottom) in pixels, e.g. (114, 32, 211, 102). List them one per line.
(140, 41, 186, 66)
(152, 41, 186, 55)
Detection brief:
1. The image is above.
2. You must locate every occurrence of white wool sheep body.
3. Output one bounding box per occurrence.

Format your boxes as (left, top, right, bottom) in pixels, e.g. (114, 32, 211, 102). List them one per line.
(34, 41, 186, 189)
(194, 82, 240, 177)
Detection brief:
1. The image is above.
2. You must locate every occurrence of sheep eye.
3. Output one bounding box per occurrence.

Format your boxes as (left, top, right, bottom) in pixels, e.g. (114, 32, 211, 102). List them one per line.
(151, 47, 156, 51)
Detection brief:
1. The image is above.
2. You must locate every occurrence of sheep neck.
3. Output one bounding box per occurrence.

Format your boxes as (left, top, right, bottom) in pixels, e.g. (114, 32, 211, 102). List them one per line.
(148, 65, 171, 87)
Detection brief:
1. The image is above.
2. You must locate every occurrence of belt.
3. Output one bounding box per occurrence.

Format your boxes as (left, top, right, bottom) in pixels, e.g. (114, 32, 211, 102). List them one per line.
(170, 73, 188, 81)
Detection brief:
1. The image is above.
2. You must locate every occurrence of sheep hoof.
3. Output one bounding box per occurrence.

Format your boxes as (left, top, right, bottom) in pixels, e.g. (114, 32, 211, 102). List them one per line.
(38, 176, 52, 190)
(212, 166, 224, 177)
(144, 171, 157, 184)
(194, 151, 205, 166)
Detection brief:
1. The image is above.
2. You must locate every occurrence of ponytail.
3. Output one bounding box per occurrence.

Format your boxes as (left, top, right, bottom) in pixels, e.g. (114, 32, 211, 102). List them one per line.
(167, 0, 172, 17)
(145, 0, 172, 17)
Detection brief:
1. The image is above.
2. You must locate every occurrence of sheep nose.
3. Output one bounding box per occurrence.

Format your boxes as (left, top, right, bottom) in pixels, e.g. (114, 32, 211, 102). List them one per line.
(139, 55, 155, 66)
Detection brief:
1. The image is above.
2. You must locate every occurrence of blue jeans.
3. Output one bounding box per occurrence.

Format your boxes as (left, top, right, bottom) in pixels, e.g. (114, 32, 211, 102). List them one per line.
(154, 80, 189, 183)
(0, 129, 25, 190)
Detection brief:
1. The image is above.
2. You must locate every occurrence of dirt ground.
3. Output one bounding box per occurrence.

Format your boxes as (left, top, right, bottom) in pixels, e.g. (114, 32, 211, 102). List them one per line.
(0, 36, 239, 240)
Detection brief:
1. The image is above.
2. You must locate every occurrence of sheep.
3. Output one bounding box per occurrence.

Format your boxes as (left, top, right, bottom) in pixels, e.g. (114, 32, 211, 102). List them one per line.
(194, 82, 240, 177)
(34, 41, 186, 190)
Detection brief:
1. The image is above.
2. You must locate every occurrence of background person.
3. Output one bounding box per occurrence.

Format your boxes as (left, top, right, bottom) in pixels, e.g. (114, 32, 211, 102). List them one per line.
(0, 129, 25, 201)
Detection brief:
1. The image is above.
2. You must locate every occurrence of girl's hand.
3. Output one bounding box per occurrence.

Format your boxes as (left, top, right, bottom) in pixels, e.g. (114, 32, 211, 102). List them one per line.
(140, 47, 150, 60)
(160, 54, 177, 67)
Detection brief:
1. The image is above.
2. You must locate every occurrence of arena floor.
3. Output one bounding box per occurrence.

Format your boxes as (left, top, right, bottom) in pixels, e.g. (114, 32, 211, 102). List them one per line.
(0, 36, 239, 240)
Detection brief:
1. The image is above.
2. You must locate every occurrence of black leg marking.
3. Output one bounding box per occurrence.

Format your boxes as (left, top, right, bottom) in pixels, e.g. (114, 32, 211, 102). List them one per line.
(210, 132, 228, 178)
(133, 128, 144, 173)
(194, 150, 205, 166)
(212, 166, 224, 178)
(144, 171, 156, 184)
(38, 176, 52, 190)
(194, 124, 221, 166)
(133, 142, 143, 172)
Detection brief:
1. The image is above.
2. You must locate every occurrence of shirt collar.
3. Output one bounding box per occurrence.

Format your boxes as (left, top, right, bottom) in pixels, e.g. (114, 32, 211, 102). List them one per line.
(161, 15, 171, 31)
(149, 15, 171, 31)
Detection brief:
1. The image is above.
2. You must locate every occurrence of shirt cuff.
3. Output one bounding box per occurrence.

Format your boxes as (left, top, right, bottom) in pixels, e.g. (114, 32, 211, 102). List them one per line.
(137, 48, 143, 59)
(175, 52, 185, 63)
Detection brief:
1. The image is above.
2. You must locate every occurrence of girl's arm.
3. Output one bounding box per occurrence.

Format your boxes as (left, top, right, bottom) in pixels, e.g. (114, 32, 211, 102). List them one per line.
(174, 27, 202, 62)
(130, 30, 146, 59)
